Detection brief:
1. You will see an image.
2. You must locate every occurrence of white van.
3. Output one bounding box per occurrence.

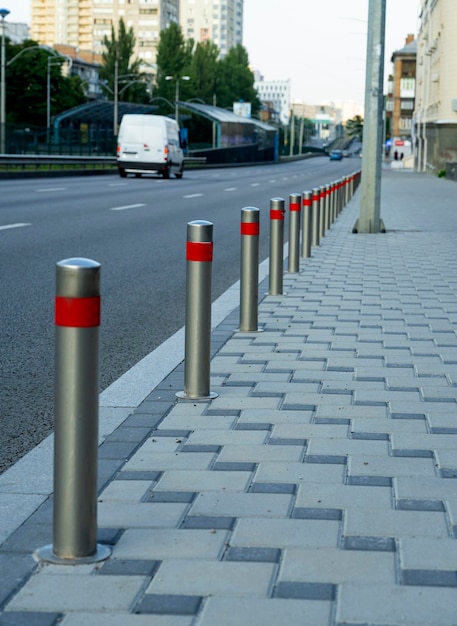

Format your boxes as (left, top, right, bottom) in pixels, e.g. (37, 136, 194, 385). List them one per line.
(116, 114, 185, 179)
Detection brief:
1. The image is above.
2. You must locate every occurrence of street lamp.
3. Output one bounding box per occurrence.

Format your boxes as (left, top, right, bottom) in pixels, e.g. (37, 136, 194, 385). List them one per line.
(165, 75, 190, 123)
(0, 7, 10, 154)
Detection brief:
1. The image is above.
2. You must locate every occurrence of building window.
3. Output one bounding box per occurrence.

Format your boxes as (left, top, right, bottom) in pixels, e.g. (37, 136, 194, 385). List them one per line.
(401, 100, 414, 110)
(399, 117, 412, 130)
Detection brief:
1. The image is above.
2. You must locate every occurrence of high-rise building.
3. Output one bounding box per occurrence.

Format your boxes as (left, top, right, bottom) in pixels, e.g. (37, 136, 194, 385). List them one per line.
(30, 0, 180, 71)
(179, 0, 243, 58)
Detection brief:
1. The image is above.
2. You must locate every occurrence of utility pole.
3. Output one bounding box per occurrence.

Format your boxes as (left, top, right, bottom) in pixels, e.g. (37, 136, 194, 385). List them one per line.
(354, 0, 386, 234)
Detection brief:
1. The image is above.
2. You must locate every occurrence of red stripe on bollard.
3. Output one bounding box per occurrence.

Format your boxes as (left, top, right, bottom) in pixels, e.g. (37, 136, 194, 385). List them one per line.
(289, 202, 301, 212)
(303, 198, 312, 206)
(312, 192, 320, 201)
(241, 222, 260, 236)
(270, 209, 285, 220)
(186, 241, 213, 262)
(55, 296, 101, 328)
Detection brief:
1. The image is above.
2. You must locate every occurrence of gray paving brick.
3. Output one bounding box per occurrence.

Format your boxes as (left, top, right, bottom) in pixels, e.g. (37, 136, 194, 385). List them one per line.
(146, 560, 275, 596)
(295, 482, 392, 509)
(216, 444, 304, 463)
(231, 518, 339, 549)
(189, 492, 293, 518)
(7, 574, 148, 612)
(112, 528, 228, 560)
(97, 502, 188, 528)
(337, 583, 457, 626)
(395, 476, 457, 500)
(135, 594, 202, 615)
(154, 469, 251, 492)
(344, 509, 449, 539)
(254, 461, 345, 484)
(280, 547, 395, 583)
(348, 454, 436, 478)
(197, 596, 332, 626)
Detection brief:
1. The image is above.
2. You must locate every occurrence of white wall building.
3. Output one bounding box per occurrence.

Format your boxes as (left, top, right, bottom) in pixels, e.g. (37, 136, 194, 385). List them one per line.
(179, 0, 243, 58)
(254, 78, 291, 125)
(31, 0, 180, 71)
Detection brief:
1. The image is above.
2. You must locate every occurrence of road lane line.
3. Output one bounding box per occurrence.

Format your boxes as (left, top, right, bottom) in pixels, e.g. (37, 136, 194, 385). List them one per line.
(251, 183, 260, 187)
(224, 187, 237, 191)
(0, 223, 31, 231)
(110, 203, 146, 211)
(35, 187, 66, 192)
(183, 193, 203, 198)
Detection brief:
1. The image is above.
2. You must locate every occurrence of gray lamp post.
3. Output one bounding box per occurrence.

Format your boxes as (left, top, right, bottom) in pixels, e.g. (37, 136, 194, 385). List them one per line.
(0, 7, 10, 154)
(165, 75, 190, 123)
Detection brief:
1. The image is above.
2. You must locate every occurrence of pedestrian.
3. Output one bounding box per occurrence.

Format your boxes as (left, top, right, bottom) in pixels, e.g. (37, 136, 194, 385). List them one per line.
(394, 150, 398, 161)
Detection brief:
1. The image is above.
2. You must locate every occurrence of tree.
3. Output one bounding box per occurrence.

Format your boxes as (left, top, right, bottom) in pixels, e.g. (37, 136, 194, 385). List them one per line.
(100, 18, 149, 104)
(216, 44, 261, 114)
(189, 41, 219, 104)
(6, 38, 86, 127)
(345, 115, 364, 141)
(154, 23, 194, 115)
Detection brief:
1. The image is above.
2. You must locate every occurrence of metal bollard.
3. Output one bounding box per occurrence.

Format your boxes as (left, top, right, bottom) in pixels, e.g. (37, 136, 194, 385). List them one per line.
(240, 207, 260, 332)
(324, 183, 331, 231)
(288, 193, 301, 273)
(178, 221, 217, 400)
(319, 186, 326, 239)
(301, 190, 312, 259)
(269, 197, 285, 295)
(311, 188, 320, 248)
(37, 258, 110, 565)
(344, 175, 350, 206)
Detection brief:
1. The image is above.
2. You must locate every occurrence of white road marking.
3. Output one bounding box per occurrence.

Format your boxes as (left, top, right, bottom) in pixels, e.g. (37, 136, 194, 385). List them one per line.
(251, 183, 260, 187)
(183, 193, 203, 198)
(0, 223, 31, 231)
(224, 187, 237, 191)
(35, 187, 66, 192)
(110, 203, 146, 211)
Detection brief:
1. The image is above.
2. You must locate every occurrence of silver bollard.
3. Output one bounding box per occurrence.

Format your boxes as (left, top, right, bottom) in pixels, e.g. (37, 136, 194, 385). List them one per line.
(177, 220, 217, 400)
(288, 193, 301, 273)
(301, 190, 312, 259)
(37, 258, 110, 565)
(324, 184, 331, 231)
(319, 186, 326, 239)
(311, 188, 320, 248)
(269, 197, 285, 295)
(240, 207, 260, 332)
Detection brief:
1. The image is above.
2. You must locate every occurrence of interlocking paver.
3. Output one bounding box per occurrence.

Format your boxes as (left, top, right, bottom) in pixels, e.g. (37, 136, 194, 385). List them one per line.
(3, 172, 457, 625)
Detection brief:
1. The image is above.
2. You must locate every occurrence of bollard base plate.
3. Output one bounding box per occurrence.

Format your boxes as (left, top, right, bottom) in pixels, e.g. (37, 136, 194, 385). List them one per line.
(235, 328, 264, 334)
(35, 543, 111, 565)
(176, 391, 218, 402)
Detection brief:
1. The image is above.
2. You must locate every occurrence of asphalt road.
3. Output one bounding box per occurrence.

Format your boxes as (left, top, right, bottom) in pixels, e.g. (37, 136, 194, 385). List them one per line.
(0, 157, 359, 473)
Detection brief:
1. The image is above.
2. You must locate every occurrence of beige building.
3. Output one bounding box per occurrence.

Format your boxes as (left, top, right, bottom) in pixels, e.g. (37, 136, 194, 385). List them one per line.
(30, 0, 180, 72)
(179, 0, 243, 58)
(415, 0, 457, 172)
(388, 35, 417, 142)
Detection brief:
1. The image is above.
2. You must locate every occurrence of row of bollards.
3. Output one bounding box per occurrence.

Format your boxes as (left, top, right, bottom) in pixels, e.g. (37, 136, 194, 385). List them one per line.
(37, 170, 360, 564)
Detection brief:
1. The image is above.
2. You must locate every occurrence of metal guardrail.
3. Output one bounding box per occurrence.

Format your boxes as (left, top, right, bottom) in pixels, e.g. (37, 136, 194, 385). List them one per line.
(0, 154, 207, 168)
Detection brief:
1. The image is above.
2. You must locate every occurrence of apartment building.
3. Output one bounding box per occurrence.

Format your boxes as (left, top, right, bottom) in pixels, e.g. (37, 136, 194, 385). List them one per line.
(30, 0, 179, 70)
(415, 0, 457, 171)
(179, 0, 243, 58)
(254, 78, 291, 125)
(388, 35, 417, 142)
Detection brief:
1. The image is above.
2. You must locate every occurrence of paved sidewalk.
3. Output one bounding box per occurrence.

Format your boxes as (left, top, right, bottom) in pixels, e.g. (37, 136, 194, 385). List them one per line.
(2, 169, 457, 626)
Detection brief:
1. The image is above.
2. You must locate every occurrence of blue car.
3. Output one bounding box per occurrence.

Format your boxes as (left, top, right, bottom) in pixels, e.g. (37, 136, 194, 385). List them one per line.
(329, 150, 343, 161)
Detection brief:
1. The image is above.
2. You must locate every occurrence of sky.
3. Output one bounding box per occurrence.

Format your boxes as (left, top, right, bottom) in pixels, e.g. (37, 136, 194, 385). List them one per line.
(7, 0, 421, 106)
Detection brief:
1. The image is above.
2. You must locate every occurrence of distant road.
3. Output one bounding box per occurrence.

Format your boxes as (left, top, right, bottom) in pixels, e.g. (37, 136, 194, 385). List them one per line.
(0, 157, 359, 473)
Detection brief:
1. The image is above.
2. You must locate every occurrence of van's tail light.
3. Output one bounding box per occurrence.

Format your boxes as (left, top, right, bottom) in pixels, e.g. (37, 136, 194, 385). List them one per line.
(164, 144, 169, 161)
(116, 144, 120, 156)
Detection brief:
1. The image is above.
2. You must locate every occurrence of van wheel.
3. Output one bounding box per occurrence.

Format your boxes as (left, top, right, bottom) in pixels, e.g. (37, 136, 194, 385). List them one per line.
(118, 168, 127, 178)
(175, 168, 183, 179)
(162, 167, 170, 179)
(135, 173, 141, 178)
